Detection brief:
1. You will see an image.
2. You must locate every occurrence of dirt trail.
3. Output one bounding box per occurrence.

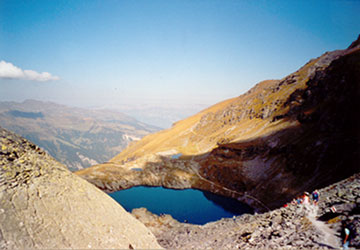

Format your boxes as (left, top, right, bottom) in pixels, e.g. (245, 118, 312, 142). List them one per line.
(306, 204, 341, 249)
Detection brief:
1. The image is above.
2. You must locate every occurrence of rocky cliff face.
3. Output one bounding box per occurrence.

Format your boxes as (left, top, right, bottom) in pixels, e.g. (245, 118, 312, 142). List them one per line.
(76, 36, 360, 212)
(0, 127, 161, 249)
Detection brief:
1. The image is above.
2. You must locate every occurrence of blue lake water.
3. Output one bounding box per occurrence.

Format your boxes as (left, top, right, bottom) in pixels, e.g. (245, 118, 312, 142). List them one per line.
(171, 153, 182, 159)
(109, 186, 253, 225)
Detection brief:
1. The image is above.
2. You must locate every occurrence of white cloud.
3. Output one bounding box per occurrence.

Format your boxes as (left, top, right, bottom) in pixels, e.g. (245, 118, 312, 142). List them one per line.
(0, 60, 60, 82)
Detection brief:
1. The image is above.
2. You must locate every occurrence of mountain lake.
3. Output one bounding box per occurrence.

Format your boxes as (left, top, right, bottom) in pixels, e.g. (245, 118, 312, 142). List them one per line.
(109, 186, 253, 225)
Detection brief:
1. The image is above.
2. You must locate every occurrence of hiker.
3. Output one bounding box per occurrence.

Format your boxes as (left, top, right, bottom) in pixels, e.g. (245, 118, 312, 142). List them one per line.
(341, 220, 351, 249)
(312, 189, 319, 205)
(296, 196, 303, 204)
(302, 192, 310, 205)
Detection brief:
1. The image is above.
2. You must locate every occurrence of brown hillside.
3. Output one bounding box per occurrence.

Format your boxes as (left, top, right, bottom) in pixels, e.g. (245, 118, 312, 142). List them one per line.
(77, 36, 360, 212)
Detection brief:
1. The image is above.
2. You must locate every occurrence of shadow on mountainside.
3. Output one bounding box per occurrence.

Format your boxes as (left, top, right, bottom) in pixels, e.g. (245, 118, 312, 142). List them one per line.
(132, 48, 360, 212)
(188, 48, 360, 210)
(76, 40, 360, 214)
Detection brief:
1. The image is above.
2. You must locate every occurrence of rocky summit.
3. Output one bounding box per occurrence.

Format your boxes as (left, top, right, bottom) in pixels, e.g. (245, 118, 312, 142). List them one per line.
(0, 127, 161, 249)
(76, 36, 360, 212)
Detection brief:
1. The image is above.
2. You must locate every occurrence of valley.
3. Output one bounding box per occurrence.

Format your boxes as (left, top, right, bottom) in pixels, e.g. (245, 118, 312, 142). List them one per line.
(0, 100, 159, 171)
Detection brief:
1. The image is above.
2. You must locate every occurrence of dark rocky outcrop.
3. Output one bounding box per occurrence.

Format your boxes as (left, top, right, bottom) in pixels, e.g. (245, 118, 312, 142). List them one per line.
(0, 127, 161, 249)
(196, 41, 360, 210)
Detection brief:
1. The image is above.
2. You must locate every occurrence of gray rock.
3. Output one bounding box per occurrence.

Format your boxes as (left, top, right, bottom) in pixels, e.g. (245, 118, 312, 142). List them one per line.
(0, 127, 162, 249)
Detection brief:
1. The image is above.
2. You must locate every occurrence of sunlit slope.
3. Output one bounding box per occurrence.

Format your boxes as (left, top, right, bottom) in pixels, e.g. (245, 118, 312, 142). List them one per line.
(77, 36, 360, 211)
(111, 54, 325, 163)
(111, 96, 237, 159)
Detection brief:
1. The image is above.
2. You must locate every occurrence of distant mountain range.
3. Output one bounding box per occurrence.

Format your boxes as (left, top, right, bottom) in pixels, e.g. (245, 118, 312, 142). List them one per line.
(97, 103, 209, 129)
(0, 100, 160, 171)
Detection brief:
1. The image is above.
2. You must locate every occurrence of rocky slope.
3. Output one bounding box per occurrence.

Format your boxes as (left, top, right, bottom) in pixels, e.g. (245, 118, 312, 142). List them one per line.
(0, 100, 159, 171)
(131, 173, 360, 249)
(0, 127, 161, 249)
(76, 36, 360, 212)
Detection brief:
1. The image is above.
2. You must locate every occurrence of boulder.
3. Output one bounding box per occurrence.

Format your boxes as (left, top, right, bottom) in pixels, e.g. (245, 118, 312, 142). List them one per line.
(0, 127, 161, 249)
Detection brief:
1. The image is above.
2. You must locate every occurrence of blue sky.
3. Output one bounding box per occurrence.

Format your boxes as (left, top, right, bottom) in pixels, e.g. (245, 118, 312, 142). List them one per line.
(0, 0, 359, 108)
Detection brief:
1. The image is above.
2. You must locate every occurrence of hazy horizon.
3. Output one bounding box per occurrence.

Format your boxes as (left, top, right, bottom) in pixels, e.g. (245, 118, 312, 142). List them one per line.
(1, 0, 359, 109)
(0, 98, 209, 128)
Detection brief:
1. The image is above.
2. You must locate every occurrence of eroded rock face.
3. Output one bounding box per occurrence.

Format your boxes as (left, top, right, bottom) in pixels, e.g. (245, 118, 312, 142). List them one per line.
(0, 127, 161, 249)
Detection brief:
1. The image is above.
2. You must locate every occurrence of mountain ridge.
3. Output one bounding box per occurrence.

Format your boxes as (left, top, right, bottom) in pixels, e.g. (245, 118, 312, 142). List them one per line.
(76, 36, 360, 212)
(0, 100, 160, 171)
